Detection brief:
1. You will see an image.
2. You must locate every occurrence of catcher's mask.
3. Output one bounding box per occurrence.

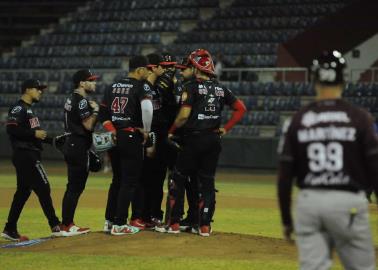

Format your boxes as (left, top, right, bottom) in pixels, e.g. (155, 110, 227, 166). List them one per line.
(188, 49, 215, 76)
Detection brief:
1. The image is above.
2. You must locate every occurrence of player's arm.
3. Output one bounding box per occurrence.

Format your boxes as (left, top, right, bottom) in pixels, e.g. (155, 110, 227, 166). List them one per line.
(168, 89, 192, 135)
(220, 88, 247, 135)
(141, 98, 153, 133)
(221, 99, 246, 135)
(99, 87, 116, 133)
(134, 82, 154, 144)
(277, 118, 295, 241)
(361, 113, 378, 198)
(80, 100, 99, 131)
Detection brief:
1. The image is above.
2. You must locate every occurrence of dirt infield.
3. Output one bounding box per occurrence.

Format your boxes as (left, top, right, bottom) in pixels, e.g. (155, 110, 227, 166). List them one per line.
(3, 231, 297, 261)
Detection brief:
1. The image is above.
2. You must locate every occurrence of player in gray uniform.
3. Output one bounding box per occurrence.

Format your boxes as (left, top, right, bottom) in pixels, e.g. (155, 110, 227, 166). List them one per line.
(277, 50, 378, 270)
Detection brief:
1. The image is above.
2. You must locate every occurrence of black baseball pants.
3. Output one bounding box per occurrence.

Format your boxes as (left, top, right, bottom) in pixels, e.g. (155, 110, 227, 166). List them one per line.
(110, 130, 144, 226)
(4, 149, 60, 231)
(168, 132, 221, 225)
(62, 135, 91, 226)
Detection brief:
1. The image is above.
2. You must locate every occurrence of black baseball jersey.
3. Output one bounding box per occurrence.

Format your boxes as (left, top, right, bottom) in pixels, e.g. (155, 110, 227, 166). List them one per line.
(6, 100, 42, 151)
(279, 99, 378, 192)
(64, 92, 93, 139)
(147, 80, 167, 129)
(181, 79, 237, 132)
(100, 78, 152, 129)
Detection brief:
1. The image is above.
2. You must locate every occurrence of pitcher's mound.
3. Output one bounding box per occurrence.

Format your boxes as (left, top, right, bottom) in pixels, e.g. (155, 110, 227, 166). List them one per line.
(10, 231, 297, 261)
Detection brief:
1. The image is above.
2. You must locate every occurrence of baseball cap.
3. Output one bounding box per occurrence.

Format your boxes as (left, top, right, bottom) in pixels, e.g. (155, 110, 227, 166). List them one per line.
(72, 69, 99, 85)
(160, 52, 177, 66)
(175, 57, 190, 70)
(21, 79, 47, 93)
(146, 53, 164, 68)
(129, 55, 149, 70)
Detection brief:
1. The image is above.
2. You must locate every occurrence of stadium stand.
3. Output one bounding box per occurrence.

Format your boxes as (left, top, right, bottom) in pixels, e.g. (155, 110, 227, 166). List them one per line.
(0, 0, 376, 139)
(0, 0, 88, 54)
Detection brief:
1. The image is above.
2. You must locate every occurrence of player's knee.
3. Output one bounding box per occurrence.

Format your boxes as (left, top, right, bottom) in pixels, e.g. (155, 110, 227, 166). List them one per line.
(15, 187, 32, 199)
(66, 181, 85, 194)
(198, 172, 215, 192)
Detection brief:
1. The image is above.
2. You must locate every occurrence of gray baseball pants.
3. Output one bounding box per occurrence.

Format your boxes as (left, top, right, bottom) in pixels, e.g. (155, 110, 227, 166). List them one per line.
(295, 189, 375, 270)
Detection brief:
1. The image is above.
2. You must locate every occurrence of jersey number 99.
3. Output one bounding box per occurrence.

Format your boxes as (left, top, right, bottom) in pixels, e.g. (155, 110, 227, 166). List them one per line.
(307, 142, 343, 172)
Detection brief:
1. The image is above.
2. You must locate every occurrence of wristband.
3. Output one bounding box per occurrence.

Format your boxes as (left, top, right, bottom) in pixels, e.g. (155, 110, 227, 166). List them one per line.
(103, 121, 116, 133)
(168, 124, 177, 134)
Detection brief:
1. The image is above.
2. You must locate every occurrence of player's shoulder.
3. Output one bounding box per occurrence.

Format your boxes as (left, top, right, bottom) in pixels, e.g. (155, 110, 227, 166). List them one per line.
(9, 100, 26, 114)
(71, 93, 88, 109)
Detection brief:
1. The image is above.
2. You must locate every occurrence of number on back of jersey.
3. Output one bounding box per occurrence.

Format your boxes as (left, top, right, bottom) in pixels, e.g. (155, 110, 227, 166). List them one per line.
(111, 97, 128, 114)
(307, 142, 343, 172)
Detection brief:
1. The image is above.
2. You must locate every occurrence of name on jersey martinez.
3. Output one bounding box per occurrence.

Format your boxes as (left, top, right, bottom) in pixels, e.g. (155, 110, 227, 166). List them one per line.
(299, 111, 356, 187)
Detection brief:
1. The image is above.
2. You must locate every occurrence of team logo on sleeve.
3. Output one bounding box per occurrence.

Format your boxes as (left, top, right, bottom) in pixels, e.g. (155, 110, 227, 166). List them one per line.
(79, 99, 88, 109)
(144, 84, 151, 92)
(29, 117, 40, 128)
(11, 106, 22, 114)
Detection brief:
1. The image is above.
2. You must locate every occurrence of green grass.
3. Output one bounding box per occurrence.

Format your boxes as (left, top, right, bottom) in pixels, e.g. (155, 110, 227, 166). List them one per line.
(0, 253, 299, 270)
(0, 167, 376, 270)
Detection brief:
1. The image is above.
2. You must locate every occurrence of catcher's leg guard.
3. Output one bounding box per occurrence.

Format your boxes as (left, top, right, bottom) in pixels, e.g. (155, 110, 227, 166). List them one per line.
(198, 173, 216, 226)
(164, 170, 186, 225)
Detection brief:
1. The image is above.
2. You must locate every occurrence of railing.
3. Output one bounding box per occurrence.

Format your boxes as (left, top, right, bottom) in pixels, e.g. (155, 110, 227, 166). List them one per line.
(221, 67, 309, 82)
(0, 68, 121, 83)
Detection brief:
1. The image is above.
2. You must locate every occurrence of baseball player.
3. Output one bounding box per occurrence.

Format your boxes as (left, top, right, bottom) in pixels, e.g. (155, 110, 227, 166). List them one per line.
(99, 55, 153, 235)
(2, 79, 62, 241)
(129, 53, 169, 229)
(277, 50, 378, 270)
(174, 57, 199, 231)
(155, 49, 246, 236)
(61, 69, 99, 236)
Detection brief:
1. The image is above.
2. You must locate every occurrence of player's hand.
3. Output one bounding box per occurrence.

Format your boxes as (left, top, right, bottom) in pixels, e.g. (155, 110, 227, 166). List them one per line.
(89, 100, 99, 112)
(111, 131, 117, 143)
(283, 225, 294, 242)
(146, 146, 156, 158)
(35, 130, 47, 140)
(218, 128, 227, 136)
(168, 133, 174, 139)
(136, 128, 149, 144)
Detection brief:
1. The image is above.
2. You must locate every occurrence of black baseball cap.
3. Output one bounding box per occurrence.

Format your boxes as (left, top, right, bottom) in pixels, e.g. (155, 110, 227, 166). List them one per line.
(72, 69, 99, 85)
(160, 52, 177, 66)
(175, 57, 190, 70)
(129, 55, 149, 70)
(21, 79, 47, 93)
(146, 53, 164, 68)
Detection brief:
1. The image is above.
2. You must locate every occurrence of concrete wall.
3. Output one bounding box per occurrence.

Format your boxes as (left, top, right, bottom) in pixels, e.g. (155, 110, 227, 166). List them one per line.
(0, 130, 279, 169)
(344, 33, 378, 81)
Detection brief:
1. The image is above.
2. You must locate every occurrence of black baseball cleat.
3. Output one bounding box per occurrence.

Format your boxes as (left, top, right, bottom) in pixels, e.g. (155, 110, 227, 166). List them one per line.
(179, 217, 196, 232)
(1, 229, 29, 241)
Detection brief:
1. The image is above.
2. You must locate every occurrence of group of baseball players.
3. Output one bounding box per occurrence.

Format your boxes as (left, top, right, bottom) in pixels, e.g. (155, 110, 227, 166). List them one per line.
(1, 48, 246, 240)
(2, 48, 378, 269)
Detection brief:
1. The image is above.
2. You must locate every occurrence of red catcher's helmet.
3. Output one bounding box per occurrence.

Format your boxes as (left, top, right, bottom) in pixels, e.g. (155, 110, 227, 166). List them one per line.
(188, 49, 215, 75)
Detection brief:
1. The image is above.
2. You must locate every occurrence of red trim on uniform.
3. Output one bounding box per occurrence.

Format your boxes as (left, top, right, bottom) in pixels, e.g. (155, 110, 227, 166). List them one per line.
(168, 124, 178, 134)
(100, 102, 107, 107)
(181, 105, 192, 108)
(224, 99, 247, 131)
(103, 121, 116, 133)
(146, 64, 157, 68)
(142, 97, 152, 101)
(175, 64, 188, 69)
(87, 75, 99, 81)
(6, 122, 18, 126)
(160, 61, 177, 66)
(122, 127, 136, 132)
